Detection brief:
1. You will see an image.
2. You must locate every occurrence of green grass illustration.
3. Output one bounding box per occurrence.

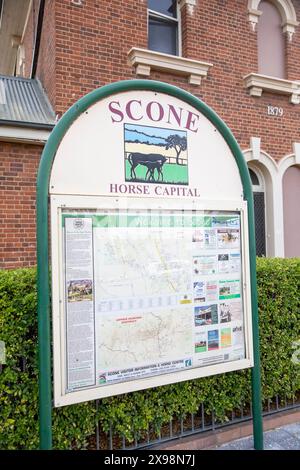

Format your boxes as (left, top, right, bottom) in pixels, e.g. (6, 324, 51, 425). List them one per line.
(125, 161, 188, 185)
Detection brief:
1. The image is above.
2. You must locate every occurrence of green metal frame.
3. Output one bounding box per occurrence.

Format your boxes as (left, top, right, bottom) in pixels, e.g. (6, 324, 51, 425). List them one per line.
(36, 79, 264, 450)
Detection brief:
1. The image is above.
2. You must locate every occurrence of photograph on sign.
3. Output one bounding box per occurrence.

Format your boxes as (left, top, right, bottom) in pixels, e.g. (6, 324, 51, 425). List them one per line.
(55, 206, 251, 404)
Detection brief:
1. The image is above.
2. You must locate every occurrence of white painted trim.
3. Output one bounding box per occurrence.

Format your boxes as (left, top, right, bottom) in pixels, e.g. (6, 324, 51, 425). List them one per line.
(0, 125, 51, 144)
(250, 136, 261, 160)
(128, 47, 213, 86)
(278, 151, 300, 257)
(243, 73, 300, 104)
(177, 0, 182, 57)
(293, 142, 300, 165)
(248, 8, 263, 32)
(245, 145, 300, 258)
(248, 0, 299, 39)
(178, 0, 197, 15)
(249, 165, 265, 190)
(21, 0, 33, 43)
(243, 146, 284, 257)
(278, 151, 300, 176)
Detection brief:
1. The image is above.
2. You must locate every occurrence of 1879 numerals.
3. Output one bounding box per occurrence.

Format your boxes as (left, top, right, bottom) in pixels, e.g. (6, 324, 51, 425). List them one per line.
(267, 105, 283, 116)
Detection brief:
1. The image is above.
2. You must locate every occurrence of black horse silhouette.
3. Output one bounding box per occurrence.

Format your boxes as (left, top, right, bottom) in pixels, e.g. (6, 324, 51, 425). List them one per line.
(128, 153, 167, 182)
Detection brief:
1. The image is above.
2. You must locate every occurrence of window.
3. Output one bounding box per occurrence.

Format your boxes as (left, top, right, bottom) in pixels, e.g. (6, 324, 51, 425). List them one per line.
(148, 0, 180, 56)
(249, 168, 266, 257)
(257, 1, 285, 78)
(244, 1, 299, 101)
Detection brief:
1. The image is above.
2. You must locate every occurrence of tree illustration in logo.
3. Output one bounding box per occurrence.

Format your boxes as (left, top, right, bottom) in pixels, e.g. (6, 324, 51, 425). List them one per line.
(165, 134, 187, 165)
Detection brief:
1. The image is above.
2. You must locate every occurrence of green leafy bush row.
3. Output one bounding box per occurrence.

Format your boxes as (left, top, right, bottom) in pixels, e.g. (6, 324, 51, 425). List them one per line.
(0, 258, 299, 449)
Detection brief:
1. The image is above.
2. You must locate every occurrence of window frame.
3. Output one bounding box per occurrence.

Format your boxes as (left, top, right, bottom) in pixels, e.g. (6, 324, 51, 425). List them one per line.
(249, 167, 264, 191)
(147, 1, 182, 57)
(256, 0, 286, 80)
(248, 165, 266, 256)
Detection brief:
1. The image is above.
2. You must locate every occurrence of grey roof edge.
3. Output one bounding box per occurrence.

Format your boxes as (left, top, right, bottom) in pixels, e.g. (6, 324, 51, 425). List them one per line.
(0, 119, 54, 130)
(0, 74, 56, 127)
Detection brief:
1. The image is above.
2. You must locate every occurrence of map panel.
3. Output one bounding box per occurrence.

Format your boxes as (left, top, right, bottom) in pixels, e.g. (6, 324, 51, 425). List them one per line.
(62, 210, 247, 391)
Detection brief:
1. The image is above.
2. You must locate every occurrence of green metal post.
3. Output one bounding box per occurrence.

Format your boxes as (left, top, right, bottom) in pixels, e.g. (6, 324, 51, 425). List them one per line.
(37, 149, 52, 450)
(247, 193, 264, 450)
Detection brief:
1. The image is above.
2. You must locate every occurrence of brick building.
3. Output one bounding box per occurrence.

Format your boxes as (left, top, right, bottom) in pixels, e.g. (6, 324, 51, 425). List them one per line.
(0, 0, 300, 268)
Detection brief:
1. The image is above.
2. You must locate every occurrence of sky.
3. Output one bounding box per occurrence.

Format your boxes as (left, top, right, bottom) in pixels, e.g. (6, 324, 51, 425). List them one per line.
(124, 123, 186, 145)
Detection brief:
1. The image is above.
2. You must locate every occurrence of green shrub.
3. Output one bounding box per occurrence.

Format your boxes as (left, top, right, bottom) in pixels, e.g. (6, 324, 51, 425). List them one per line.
(0, 258, 299, 449)
(0, 269, 95, 449)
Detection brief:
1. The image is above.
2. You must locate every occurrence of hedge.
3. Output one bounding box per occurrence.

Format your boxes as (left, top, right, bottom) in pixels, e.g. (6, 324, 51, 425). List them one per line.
(0, 258, 299, 449)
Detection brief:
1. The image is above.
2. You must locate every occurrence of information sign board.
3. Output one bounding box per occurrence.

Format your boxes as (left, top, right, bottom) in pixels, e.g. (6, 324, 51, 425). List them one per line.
(49, 87, 255, 406)
(51, 196, 253, 406)
(36, 81, 262, 450)
(37, 81, 262, 448)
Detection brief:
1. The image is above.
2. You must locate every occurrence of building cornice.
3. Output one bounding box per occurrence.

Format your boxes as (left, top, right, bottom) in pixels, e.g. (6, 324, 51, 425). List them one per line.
(243, 73, 300, 104)
(128, 48, 213, 86)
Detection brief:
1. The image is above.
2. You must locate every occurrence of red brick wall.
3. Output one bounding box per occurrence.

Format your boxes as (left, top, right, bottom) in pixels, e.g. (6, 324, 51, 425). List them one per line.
(36, 0, 56, 109)
(33, 0, 300, 161)
(18, 0, 300, 160)
(0, 142, 41, 269)
(53, 0, 147, 114)
(3, 0, 300, 267)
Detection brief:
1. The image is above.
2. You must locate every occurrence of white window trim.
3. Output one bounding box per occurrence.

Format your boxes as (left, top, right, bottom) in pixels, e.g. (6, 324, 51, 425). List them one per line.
(278, 144, 300, 175)
(0, 125, 50, 144)
(249, 166, 265, 191)
(247, 0, 299, 40)
(128, 47, 213, 86)
(278, 148, 300, 257)
(243, 137, 288, 258)
(243, 73, 300, 104)
(178, 0, 197, 15)
(248, 164, 267, 256)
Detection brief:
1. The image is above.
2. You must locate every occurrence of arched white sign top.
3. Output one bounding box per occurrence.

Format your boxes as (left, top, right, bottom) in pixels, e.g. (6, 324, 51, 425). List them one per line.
(50, 90, 243, 201)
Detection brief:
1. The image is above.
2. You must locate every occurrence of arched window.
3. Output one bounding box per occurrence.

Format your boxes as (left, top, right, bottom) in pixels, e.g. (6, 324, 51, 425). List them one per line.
(257, 1, 285, 78)
(283, 165, 300, 257)
(249, 167, 266, 256)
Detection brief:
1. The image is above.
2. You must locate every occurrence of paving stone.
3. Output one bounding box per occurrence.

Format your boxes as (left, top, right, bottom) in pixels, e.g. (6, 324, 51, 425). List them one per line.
(216, 422, 300, 450)
(218, 436, 254, 450)
(264, 429, 300, 450)
(282, 423, 300, 439)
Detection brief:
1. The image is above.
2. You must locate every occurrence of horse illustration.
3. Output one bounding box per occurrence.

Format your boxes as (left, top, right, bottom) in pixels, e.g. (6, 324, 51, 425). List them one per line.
(128, 153, 167, 182)
(145, 160, 165, 182)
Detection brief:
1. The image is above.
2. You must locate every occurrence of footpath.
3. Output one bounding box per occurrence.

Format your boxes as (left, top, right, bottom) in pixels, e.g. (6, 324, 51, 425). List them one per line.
(216, 422, 300, 450)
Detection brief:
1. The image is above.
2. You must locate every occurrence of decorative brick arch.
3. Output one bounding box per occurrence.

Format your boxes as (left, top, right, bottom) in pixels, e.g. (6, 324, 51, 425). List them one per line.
(248, 0, 299, 40)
